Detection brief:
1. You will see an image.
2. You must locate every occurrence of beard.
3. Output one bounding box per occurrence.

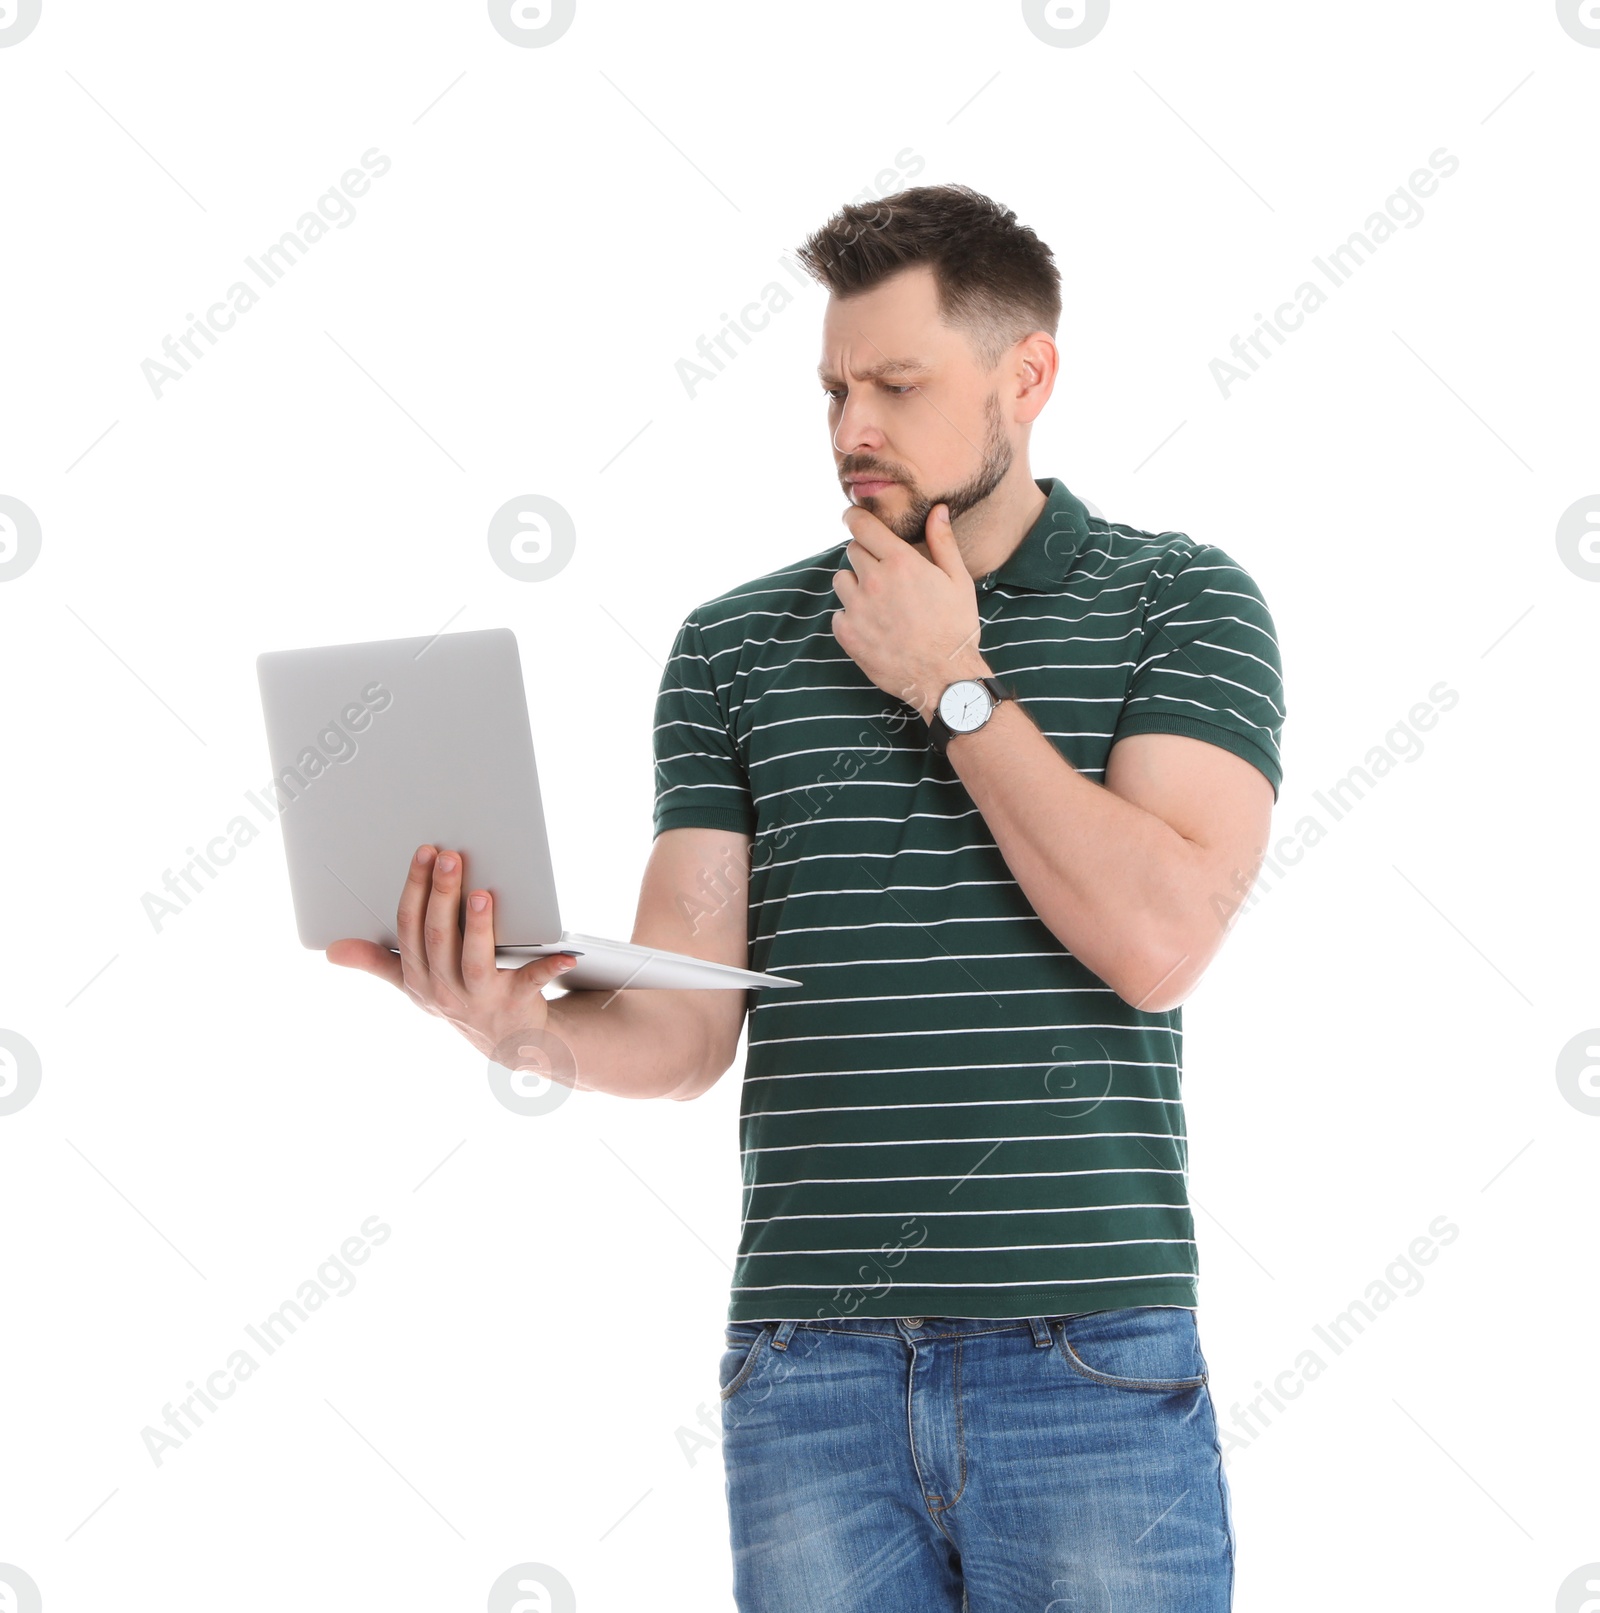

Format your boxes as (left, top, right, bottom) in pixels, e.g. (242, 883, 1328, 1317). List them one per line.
(874, 392, 1013, 544)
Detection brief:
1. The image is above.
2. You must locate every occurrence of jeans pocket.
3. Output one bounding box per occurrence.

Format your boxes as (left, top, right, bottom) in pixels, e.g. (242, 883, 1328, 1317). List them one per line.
(1051, 1306, 1209, 1391)
(719, 1323, 770, 1402)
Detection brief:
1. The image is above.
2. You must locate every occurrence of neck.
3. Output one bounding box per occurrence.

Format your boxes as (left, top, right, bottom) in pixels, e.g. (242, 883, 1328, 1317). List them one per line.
(916, 465, 1048, 580)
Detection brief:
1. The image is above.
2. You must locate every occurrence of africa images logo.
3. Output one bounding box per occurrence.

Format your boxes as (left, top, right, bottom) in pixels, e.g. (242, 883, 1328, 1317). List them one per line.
(1556, 0, 1600, 46)
(1021, 0, 1110, 48)
(0, 494, 42, 581)
(0, 1030, 43, 1117)
(0, 1564, 42, 1613)
(0, 0, 42, 47)
(487, 0, 576, 48)
(487, 1562, 577, 1612)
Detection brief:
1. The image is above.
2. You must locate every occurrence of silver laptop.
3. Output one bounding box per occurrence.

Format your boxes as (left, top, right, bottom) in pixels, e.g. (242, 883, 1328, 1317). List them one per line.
(255, 627, 799, 992)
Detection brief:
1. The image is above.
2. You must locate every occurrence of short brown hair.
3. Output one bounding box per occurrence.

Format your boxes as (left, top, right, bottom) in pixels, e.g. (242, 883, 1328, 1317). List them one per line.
(795, 183, 1061, 371)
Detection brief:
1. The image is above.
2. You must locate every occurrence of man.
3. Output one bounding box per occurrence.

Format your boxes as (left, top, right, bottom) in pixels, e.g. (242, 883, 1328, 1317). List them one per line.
(331, 184, 1284, 1611)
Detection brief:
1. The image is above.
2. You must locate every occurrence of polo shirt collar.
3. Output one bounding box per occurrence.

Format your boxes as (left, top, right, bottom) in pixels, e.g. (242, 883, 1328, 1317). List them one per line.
(983, 476, 1090, 593)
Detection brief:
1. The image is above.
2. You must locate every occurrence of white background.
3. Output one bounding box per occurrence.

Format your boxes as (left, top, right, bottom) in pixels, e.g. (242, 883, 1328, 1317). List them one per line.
(1, 2, 1595, 1609)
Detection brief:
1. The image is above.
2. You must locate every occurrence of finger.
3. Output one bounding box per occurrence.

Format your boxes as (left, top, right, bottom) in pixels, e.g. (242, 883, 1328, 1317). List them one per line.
(845, 537, 883, 573)
(326, 938, 404, 989)
(510, 952, 580, 998)
(841, 509, 892, 561)
(395, 845, 437, 990)
(423, 848, 468, 997)
(461, 886, 497, 989)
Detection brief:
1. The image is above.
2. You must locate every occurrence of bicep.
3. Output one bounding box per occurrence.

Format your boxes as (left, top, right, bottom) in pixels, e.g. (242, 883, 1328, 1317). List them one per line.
(1105, 731, 1275, 932)
(631, 826, 754, 1095)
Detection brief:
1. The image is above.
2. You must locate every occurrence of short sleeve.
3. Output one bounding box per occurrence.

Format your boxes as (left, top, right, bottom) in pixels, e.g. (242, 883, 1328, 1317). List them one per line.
(1112, 543, 1286, 801)
(652, 611, 757, 838)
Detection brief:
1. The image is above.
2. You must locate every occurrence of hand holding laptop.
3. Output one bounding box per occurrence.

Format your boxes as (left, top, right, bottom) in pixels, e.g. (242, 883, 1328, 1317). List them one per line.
(327, 841, 578, 1069)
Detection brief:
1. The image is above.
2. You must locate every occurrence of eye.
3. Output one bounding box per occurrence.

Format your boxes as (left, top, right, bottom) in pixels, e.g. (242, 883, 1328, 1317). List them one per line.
(822, 383, 917, 401)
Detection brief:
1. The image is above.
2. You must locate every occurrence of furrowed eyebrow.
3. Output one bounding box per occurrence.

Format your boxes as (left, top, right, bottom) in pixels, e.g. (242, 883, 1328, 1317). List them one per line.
(816, 357, 932, 385)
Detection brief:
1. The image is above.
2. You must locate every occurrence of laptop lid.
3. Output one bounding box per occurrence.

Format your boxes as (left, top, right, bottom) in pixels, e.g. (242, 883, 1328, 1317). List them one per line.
(256, 627, 562, 951)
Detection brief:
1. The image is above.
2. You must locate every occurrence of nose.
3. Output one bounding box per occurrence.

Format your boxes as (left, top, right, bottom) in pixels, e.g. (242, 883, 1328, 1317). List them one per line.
(831, 389, 884, 457)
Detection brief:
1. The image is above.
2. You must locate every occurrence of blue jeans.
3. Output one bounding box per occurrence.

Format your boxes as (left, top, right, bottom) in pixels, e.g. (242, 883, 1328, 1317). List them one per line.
(719, 1307, 1234, 1611)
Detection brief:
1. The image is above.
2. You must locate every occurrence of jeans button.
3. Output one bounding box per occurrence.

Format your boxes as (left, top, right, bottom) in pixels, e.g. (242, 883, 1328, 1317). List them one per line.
(903, 1316, 925, 1327)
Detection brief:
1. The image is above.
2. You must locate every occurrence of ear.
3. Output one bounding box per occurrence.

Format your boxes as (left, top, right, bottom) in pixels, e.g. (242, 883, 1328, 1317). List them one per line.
(1013, 330, 1059, 425)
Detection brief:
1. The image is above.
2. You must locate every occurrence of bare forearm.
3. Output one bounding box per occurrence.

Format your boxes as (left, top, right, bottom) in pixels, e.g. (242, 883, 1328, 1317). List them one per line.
(544, 987, 716, 1100)
(945, 697, 1205, 1005)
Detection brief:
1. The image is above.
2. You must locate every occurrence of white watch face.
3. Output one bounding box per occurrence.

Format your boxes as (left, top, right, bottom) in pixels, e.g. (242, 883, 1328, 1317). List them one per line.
(939, 679, 991, 733)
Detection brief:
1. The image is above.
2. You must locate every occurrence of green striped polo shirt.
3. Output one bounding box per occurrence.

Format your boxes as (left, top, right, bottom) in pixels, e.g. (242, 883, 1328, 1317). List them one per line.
(651, 475, 1285, 1324)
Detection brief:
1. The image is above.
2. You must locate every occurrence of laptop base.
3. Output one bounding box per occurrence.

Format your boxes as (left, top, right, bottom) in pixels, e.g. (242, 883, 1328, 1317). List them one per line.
(389, 933, 799, 991)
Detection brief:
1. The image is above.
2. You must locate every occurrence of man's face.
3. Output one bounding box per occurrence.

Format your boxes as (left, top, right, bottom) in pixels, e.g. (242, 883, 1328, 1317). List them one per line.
(819, 263, 1014, 545)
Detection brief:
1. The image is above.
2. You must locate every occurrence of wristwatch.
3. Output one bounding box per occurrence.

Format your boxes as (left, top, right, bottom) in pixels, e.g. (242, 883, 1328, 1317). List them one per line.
(928, 676, 1009, 755)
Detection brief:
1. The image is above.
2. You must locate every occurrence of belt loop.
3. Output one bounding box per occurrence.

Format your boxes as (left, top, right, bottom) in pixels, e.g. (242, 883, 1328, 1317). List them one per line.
(771, 1319, 799, 1350)
(1028, 1316, 1053, 1348)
